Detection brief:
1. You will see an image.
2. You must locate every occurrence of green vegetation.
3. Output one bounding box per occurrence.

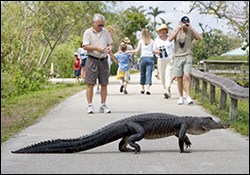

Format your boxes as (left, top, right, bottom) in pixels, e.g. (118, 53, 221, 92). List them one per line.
(1, 83, 85, 143)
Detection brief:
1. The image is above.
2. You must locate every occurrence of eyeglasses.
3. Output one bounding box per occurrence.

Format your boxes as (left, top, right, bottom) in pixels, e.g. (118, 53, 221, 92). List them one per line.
(98, 24, 104, 27)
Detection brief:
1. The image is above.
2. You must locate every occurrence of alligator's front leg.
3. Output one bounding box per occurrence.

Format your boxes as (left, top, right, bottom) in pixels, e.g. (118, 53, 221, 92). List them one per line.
(178, 123, 189, 153)
(184, 135, 192, 148)
(119, 122, 145, 153)
(175, 135, 192, 149)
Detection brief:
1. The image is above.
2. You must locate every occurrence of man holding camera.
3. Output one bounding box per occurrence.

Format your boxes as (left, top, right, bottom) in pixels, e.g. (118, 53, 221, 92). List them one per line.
(169, 16, 202, 105)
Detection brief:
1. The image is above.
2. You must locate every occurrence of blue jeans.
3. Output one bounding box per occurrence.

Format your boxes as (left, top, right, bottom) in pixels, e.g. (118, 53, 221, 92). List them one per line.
(139, 56, 154, 85)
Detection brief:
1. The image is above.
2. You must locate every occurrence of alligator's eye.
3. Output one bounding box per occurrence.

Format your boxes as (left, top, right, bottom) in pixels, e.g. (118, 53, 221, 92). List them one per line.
(207, 117, 213, 121)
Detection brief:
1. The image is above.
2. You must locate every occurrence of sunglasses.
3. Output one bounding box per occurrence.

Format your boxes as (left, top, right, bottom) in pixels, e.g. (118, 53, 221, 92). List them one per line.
(98, 24, 104, 27)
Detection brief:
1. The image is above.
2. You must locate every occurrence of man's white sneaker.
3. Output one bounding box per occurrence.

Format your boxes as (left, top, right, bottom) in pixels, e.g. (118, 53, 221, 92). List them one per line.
(177, 97, 184, 105)
(99, 104, 111, 113)
(187, 96, 194, 105)
(87, 105, 94, 114)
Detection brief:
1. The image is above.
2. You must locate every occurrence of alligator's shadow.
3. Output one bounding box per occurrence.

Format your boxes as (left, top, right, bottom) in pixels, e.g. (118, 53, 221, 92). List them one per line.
(79, 149, 235, 154)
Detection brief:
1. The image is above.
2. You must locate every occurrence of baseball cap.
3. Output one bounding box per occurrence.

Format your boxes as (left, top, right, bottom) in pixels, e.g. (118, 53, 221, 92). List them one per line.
(181, 16, 190, 23)
(74, 52, 78, 56)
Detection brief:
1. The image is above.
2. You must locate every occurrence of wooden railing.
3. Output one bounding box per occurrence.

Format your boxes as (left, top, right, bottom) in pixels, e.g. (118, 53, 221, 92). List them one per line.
(199, 60, 248, 72)
(197, 60, 249, 81)
(190, 69, 249, 120)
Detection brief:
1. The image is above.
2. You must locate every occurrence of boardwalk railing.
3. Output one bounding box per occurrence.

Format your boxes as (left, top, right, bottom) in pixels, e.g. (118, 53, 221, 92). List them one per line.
(190, 69, 249, 120)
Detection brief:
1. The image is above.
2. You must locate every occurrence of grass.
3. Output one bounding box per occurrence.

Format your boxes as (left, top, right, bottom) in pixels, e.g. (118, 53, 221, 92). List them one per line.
(1, 82, 86, 143)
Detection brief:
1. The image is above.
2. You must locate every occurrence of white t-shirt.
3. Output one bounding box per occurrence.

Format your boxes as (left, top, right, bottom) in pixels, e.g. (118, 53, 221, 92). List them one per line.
(139, 39, 154, 58)
(153, 36, 174, 60)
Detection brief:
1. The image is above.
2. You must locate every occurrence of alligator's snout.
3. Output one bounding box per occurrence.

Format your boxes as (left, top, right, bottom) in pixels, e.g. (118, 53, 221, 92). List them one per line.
(222, 122, 230, 128)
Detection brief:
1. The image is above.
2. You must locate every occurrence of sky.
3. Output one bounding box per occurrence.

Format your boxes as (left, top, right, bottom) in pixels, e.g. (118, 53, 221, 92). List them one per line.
(114, 1, 231, 35)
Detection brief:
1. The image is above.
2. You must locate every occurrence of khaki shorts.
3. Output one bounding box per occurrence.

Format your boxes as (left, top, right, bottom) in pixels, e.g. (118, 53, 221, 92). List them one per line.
(85, 56, 109, 85)
(172, 55, 192, 77)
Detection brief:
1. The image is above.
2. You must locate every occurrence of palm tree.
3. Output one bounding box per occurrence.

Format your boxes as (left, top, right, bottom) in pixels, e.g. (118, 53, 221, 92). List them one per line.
(127, 5, 146, 14)
(147, 6, 165, 29)
(159, 17, 173, 31)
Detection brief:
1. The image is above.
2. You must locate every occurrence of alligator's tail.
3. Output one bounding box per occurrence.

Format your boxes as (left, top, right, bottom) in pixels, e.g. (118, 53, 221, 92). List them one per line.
(12, 124, 126, 153)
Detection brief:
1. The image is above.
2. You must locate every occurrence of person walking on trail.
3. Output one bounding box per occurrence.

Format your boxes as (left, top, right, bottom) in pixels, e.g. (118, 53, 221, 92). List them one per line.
(82, 13, 113, 114)
(126, 28, 155, 95)
(110, 43, 132, 95)
(122, 37, 134, 69)
(73, 52, 81, 83)
(169, 16, 202, 105)
(153, 23, 174, 99)
(94, 25, 117, 95)
(78, 42, 87, 82)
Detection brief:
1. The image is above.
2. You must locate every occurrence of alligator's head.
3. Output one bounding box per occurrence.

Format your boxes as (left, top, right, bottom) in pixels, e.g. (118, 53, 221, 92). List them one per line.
(187, 117, 230, 135)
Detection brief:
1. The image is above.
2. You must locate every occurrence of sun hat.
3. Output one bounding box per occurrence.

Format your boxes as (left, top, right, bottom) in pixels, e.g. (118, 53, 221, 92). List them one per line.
(181, 16, 190, 23)
(106, 25, 115, 32)
(122, 37, 131, 44)
(156, 24, 168, 32)
(74, 52, 78, 56)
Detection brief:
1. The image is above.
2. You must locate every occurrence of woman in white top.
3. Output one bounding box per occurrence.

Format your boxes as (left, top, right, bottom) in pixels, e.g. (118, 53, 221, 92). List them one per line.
(127, 28, 154, 95)
(153, 24, 174, 99)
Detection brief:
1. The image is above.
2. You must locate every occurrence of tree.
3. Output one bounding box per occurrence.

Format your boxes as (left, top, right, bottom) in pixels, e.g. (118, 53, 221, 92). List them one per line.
(189, 1, 249, 45)
(192, 27, 241, 63)
(127, 5, 146, 14)
(120, 10, 149, 45)
(1, 1, 120, 99)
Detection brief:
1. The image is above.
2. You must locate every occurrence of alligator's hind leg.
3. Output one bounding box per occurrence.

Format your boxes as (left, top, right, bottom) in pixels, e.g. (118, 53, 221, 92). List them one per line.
(118, 122, 145, 153)
(118, 136, 134, 152)
(126, 122, 145, 153)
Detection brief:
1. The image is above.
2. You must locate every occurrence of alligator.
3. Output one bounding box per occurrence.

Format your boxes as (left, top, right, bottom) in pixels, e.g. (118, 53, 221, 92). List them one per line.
(11, 112, 229, 154)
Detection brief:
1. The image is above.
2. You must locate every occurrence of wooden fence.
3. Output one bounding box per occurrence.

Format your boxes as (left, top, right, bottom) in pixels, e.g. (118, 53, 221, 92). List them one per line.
(190, 69, 249, 120)
(197, 60, 249, 81)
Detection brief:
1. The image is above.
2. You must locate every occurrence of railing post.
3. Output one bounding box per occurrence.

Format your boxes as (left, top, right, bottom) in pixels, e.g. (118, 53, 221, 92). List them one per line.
(210, 84, 215, 104)
(202, 80, 207, 102)
(195, 78, 200, 93)
(49, 62, 55, 78)
(229, 97, 238, 120)
(220, 89, 227, 109)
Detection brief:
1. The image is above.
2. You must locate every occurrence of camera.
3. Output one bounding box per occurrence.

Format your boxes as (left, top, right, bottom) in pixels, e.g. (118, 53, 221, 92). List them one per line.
(182, 23, 188, 28)
(159, 46, 168, 58)
(179, 42, 185, 48)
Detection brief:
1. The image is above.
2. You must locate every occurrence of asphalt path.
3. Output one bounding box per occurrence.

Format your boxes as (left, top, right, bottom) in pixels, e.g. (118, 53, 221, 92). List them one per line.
(1, 72, 249, 174)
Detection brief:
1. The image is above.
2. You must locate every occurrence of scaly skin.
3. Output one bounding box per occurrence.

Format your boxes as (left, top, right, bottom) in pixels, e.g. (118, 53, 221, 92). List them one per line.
(11, 113, 229, 154)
